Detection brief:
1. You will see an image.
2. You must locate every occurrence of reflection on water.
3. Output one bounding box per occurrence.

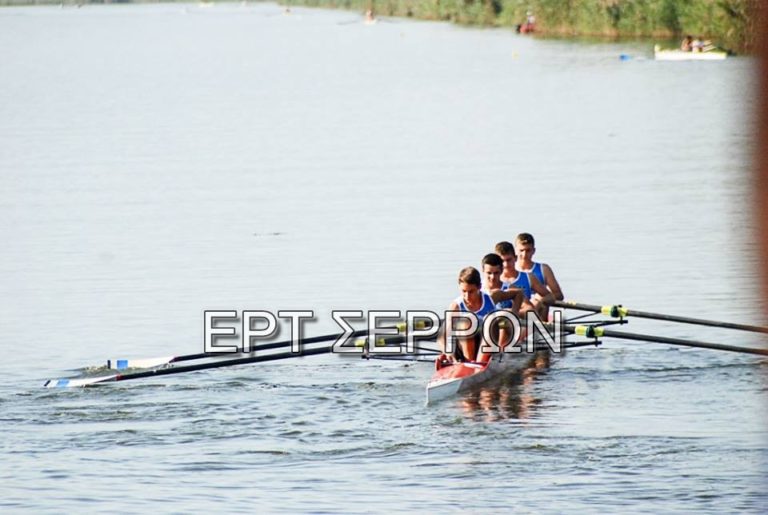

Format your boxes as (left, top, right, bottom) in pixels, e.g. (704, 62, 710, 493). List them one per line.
(459, 352, 552, 421)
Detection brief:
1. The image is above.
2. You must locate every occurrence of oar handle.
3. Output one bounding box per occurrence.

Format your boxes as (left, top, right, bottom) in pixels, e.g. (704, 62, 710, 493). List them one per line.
(562, 324, 768, 356)
(556, 301, 768, 334)
(624, 308, 768, 334)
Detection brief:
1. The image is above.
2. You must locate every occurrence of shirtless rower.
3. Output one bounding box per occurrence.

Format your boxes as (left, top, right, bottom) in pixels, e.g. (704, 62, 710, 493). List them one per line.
(495, 241, 554, 318)
(437, 266, 495, 364)
(514, 233, 564, 302)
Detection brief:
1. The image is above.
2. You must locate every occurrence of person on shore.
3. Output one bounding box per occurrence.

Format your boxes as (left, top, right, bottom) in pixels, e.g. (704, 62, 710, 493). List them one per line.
(681, 35, 693, 52)
(516, 11, 536, 34)
(523, 11, 536, 33)
(495, 241, 553, 318)
(514, 233, 564, 304)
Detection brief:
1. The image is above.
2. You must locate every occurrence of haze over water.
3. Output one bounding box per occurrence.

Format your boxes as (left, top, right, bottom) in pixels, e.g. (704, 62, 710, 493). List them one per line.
(0, 3, 765, 512)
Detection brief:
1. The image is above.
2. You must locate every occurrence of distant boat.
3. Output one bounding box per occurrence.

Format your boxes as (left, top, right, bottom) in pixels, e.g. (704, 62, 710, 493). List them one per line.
(654, 45, 727, 61)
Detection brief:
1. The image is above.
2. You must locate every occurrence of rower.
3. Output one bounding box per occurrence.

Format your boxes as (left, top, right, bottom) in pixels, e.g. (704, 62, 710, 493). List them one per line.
(480, 253, 524, 360)
(438, 266, 496, 364)
(481, 253, 524, 313)
(692, 36, 704, 52)
(513, 233, 564, 303)
(495, 240, 554, 319)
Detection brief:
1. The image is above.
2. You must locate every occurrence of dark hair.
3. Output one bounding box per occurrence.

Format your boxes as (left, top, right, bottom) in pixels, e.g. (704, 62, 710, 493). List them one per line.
(458, 266, 482, 287)
(494, 241, 515, 256)
(481, 253, 503, 268)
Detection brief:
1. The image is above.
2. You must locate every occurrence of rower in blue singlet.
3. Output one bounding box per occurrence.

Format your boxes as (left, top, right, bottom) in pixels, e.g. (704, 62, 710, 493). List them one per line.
(456, 290, 495, 320)
(525, 262, 546, 286)
(495, 240, 552, 318)
(514, 233, 564, 302)
(454, 290, 495, 362)
(480, 253, 523, 312)
(438, 266, 497, 363)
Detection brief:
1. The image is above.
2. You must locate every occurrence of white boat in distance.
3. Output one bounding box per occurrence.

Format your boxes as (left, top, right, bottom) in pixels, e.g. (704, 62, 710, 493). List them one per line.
(654, 45, 727, 61)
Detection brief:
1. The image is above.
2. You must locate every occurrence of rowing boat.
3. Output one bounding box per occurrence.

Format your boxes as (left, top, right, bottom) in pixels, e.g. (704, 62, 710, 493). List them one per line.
(654, 45, 727, 61)
(425, 351, 538, 405)
(42, 302, 768, 391)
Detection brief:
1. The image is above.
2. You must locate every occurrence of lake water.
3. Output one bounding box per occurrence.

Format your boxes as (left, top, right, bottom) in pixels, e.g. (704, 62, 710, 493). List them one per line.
(0, 2, 766, 512)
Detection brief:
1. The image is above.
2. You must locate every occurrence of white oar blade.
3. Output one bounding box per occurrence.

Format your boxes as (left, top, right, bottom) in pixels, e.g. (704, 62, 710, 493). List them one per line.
(106, 356, 175, 370)
(43, 375, 118, 388)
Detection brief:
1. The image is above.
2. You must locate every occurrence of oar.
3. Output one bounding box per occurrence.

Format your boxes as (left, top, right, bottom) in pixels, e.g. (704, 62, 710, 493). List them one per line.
(353, 334, 440, 354)
(44, 333, 601, 388)
(362, 355, 438, 363)
(106, 321, 428, 370)
(45, 342, 336, 388)
(563, 324, 768, 356)
(555, 300, 768, 334)
(106, 335, 339, 370)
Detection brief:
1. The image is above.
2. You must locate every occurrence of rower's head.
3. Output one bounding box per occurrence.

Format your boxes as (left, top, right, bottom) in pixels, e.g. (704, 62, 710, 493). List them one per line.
(481, 253, 504, 288)
(494, 241, 516, 272)
(458, 266, 482, 303)
(514, 233, 536, 263)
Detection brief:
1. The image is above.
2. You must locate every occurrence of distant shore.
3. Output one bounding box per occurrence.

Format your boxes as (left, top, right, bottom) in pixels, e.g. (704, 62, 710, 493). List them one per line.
(0, 0, 756, 54)
(285, 0, 756, 55)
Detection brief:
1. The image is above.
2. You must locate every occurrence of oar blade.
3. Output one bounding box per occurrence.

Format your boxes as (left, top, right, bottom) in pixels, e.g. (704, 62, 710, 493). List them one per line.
(43, 374, 118, 388)
(106, 356, 175, 370)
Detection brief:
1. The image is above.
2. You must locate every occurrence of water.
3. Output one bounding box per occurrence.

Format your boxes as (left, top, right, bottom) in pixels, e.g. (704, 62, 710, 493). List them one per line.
(0, 3, 765, 512)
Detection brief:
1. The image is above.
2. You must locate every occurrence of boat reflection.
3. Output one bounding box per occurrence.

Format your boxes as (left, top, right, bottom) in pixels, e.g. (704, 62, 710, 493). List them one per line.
(458, 352, 552, 422)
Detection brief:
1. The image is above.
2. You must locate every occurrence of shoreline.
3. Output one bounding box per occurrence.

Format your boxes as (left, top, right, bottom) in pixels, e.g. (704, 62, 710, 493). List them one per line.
(0, 0, 755, 54)
(281, 0, 755, 55)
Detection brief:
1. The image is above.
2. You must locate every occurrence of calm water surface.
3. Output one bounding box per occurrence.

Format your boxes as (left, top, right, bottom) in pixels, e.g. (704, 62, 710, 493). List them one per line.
(0, 3, 766, 512)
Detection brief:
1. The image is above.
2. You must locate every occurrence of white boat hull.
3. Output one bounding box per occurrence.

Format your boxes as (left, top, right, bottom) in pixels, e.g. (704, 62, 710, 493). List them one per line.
(654, 48, 727, 61)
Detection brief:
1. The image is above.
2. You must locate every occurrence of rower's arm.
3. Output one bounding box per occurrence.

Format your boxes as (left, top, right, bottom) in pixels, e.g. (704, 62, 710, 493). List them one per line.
(542, 263, 564, 301)
(530, 274, 555, 304)
(489, 287, 523, 304)
(437, 303, 460, 355)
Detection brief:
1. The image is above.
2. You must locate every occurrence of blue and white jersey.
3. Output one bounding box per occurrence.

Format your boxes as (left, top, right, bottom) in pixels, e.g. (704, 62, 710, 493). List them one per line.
(494, 283, 516, 310)
(528, 262, 546, 286)
(505, 273, 532, 300)
(455, 292, 496, 323)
